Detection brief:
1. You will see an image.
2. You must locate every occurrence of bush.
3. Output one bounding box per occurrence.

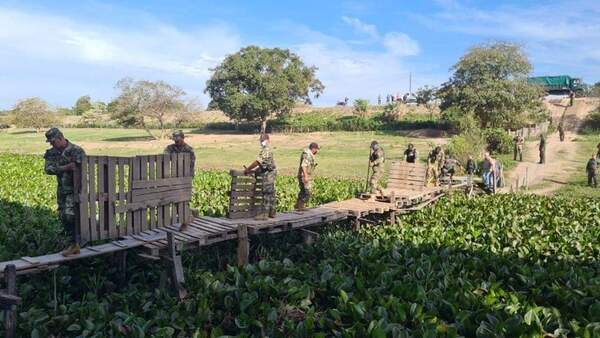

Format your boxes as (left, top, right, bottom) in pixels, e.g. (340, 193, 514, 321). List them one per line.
(483, 128, 513, 154)
(446, 129, 486, 165)
(582, 109, 600, 133)
(353, 99, 369, 117)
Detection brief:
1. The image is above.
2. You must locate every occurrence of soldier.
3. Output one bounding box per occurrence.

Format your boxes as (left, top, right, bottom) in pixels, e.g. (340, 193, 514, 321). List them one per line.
(441, 156, 461, 182)
(587, 154, 597, 187)
(295, 142, 319, 211)
(164, 130, 196, 175)
(426, 146, 444, 186)
(403, 143, 417, 163)
(244, 134, 277, 220)
(368, 141, 385, 197)
(558, 121, 565, 142)
(44, 128, 86, 256)
(539, 134, 546, 164)
(513, 134, 524, 161)
(482, 152, 496, 192)
(466, 155, 476, 188)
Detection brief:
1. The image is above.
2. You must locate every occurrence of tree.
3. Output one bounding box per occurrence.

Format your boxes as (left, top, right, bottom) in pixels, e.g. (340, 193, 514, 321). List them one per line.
(10, 97, 58, 131)
(438, 42, 546, 129)
(81, 102, 108, 127)
(111, 78, 187, 139)
(353, 99, 369, 117)
(415, 85, 438, 117)
(205, 46, 324, 133)
(73, 95, 93, 116)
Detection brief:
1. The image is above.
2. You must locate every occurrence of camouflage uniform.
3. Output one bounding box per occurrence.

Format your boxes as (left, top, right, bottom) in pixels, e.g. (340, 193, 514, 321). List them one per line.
(297, 149, 317, 206)
(369, 146, 385, 193)
(164, 143, 196, 175)
(514, 135, 524, 161)
(256, 143, 277, 216)
(44, 135, 86, 244)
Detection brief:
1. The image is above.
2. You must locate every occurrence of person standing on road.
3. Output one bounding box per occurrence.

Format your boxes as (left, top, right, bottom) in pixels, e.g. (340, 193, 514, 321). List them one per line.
(164, 130, 196, 175)
(245, 134, 277, 220)
(404, 143, 417, 163)
(587, 154, 597, 187)
(482, 152, 496, 191)
(368, 141, 385, 197)
(558, 121, 565, 142)
(295, 142, 319, 211)
(513, 134, 524, 161)
(44, 128, 86, 256)
(466, 155, 476, 187)
(538, 134, 546, 164)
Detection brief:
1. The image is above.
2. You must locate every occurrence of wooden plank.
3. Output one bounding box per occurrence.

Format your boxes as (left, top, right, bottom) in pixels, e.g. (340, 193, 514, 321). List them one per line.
(182, 154, 190, 224)
(107, 157, 117, 239)
(88, 156, 98, 242)
(131, 176, 193, 189)
(131, 184, 192, 198)
(148, 155, 156, 229)
(132, 157, 141, 234)
(163, 155, 172, 226)
(4, 264, 17, 338)
(79, 157, 90, 244)
(237, 224, 249, 267)
(117, 158, 126, 237)
(126, 158, 134, 236)
(130, 188, 192, 204)
(170, 154, 178, 225)
(156, 155, 164, 228)
(139, 155, 148, 232)
(97, 156, 107, 240)
(176, 153, 184, 224)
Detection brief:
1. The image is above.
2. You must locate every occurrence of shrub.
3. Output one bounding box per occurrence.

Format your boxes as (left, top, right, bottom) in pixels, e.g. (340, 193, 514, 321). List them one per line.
(446, 129, 486, 165)
(483, 128, 513, 154)
(353, 99, 369, 117)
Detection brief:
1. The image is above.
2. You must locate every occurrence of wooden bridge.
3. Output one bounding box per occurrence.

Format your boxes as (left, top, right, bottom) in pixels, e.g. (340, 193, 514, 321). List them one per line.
(0, 154, 465, 337)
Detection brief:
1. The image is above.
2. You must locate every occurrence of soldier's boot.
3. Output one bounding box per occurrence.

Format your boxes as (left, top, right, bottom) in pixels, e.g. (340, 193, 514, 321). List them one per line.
(254, 210, 269, 220)
(61, 243, 81, 257)
(295, 200, 307, 211)
(268, 208, 277, 218)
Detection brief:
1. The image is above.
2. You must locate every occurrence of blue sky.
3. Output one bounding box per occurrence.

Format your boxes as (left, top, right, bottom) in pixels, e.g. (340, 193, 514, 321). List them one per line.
(1, 0, 599, 109)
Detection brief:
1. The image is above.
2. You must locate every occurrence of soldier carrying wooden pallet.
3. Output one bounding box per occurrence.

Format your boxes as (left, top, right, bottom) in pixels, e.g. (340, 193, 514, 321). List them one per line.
(368, 140, 385, 199)
(244, 134, 277, 220)
(164, 130, 196, 175)
(295, 142, 319, 211)
(43, 128, 86, 256)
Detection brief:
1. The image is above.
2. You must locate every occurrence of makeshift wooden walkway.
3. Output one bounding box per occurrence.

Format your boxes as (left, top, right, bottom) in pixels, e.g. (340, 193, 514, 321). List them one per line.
(0, 156, 464, 337)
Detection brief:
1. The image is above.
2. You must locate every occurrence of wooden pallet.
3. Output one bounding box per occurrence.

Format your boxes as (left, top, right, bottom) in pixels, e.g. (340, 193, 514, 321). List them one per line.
(322, 198, 394, 217)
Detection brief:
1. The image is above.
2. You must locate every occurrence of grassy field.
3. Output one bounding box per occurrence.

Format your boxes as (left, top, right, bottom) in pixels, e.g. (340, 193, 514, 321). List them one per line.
(0, 128, 448, 178)
(555, 134, 600, 197)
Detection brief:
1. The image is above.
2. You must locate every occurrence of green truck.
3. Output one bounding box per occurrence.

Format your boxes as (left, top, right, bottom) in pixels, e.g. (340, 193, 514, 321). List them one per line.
(527, 75, 582, 94)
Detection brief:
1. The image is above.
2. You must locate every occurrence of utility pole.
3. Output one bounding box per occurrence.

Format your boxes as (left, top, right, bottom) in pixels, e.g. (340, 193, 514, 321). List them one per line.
(409, 72, 412, 95)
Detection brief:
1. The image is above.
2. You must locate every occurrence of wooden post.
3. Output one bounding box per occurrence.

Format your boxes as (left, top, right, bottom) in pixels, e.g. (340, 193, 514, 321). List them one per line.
(237, 224, 249, 267)
(389, 211, 397, 225)
(115, 251, 127, 289)
(302, 229, 318, 246)
(165, 232, 187, 300)
(3, 264, 18, 338)
(525, 167, 529, 190)
(352, 218, 361, 231)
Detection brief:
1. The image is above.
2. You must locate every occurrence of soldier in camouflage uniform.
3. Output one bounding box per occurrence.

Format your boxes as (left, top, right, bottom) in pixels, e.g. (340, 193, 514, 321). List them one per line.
(44, 128, 86, 256)
(164, 130, 196, 175)
(244, 134, 277, 220)
(295, 142, 319, 211)
(368, 141, 385, 197)
(426, 146, 445, 186)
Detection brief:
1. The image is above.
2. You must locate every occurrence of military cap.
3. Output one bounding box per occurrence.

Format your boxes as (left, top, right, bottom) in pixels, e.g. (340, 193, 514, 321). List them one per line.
(172, 130, 185, 139)
(45, 127, 63, 143)
(309, 142, 320, 150)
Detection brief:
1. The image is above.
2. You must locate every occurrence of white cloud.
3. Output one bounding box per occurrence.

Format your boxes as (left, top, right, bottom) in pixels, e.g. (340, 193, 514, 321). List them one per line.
(383, 32, 420, 56)
(341, 16, 420, 57)
(422, 0, 600, 78)
(341, 16, 378, 39)
(0, 7, 241, 78)
(285, 25, 435, 105)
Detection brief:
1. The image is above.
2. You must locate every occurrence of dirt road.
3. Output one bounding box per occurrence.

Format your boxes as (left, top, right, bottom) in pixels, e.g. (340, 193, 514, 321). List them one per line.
(503, 98, 597, 195)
